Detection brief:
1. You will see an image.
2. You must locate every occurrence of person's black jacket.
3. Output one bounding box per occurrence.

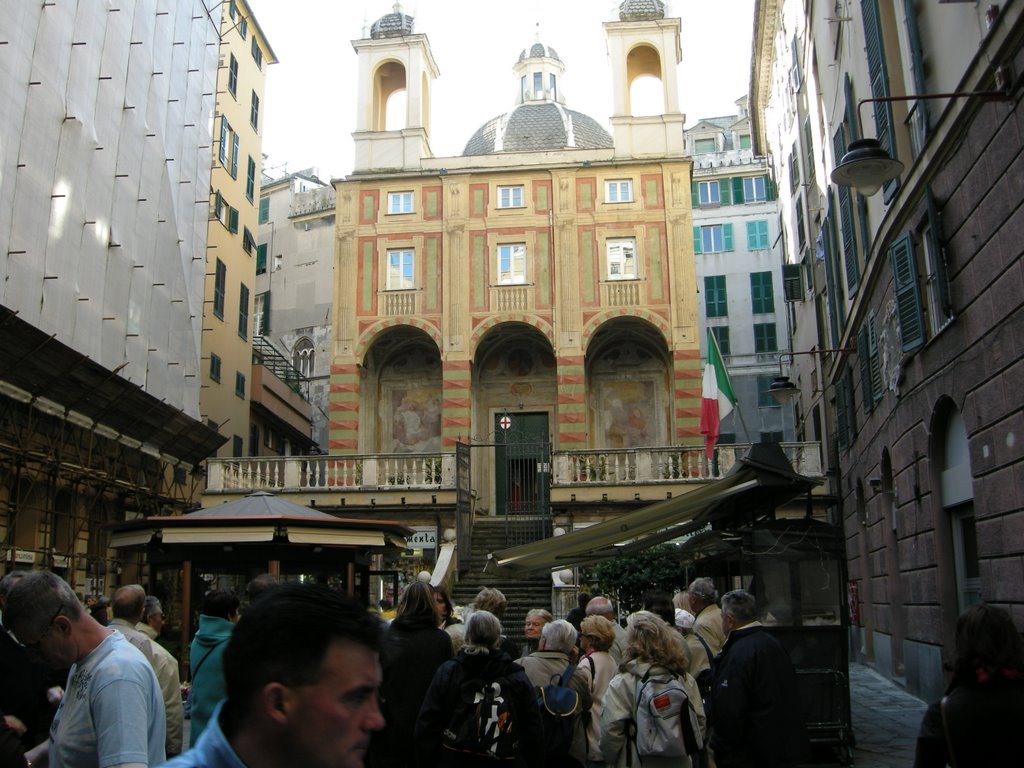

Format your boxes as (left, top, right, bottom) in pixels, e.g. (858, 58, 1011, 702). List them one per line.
(0, 630, 51, 747)
(369, 618, 453, 768)
(710, 623, 808, 768)
(415, 648, 543, 768)
(914, 671, 1024, 768)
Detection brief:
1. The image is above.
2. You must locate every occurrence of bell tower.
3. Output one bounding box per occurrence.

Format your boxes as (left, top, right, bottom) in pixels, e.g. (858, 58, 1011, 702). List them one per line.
(604, 0, 685, 158)
(351, 3, 439, 172)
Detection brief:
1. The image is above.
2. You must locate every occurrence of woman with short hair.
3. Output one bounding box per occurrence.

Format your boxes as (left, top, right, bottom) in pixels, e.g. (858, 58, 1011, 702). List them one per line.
(578, 615, 618, 768)
(416, 610, 543, 767)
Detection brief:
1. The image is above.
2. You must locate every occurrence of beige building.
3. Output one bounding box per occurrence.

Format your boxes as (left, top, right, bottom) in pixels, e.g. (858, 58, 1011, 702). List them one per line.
(201, 0, 278, 458)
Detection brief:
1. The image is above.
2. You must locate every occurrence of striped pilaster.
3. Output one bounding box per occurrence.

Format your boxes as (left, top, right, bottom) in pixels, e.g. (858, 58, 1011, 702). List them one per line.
(442, 359, 472, 447)
(328, 363, 361, 454)
(673, 349, 703, 443)
(557, 355, 586, 449)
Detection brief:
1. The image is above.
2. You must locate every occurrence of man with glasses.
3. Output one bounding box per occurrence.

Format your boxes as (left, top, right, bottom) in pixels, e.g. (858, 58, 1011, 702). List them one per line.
(2, 571, 165, 768)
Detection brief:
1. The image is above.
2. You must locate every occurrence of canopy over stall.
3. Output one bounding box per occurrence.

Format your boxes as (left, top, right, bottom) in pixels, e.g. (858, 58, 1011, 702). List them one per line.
(487, 443, 821, 574)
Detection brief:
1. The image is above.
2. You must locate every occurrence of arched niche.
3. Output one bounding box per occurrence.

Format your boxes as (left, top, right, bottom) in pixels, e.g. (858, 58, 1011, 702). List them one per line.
(362, 327, 442, 454)
(585, 317, 670, 449)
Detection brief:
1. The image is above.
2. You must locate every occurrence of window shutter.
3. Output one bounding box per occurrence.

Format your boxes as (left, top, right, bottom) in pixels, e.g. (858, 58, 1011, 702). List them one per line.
(783, 263, 802, 301)
(889, 231, 925, 351)
(926, 188, 953, 318)
(868, 311, 883, 402)
(858, 325, 874, 414)
(732, 177, 745, 204)
(719, 181, 732, 206)
(228, 207, 239, 234)
(691, 181, 699, 207)
(862, 0, 897, 158)
(722, 223, 734, 251)
(746, 221, 757, 250)
(836, 379, 849, 451)
(838, 185, 860, 294)
(693, 226, 702, 254)
(764, 175, 776, 201)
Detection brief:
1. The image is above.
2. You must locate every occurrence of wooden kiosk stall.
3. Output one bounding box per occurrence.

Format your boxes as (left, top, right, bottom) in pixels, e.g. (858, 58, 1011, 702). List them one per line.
(109, 491, 413, 663)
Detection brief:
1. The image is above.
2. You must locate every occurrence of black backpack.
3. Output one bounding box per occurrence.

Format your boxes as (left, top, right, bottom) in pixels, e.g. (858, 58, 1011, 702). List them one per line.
(536, 662, 582, 764)
(442, 672, 520, 761)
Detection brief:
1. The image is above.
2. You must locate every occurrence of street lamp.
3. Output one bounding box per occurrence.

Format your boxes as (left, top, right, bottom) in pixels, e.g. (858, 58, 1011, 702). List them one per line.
(770, 347, 855, 404)
(831, 69, 1012, 195)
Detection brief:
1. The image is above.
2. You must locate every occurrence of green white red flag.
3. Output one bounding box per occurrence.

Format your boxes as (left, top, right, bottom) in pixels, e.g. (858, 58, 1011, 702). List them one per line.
(700, 328, 737, 458)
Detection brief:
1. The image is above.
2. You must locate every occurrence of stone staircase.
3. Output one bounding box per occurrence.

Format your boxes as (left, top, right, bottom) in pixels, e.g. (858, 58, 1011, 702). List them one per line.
(451, 516, 553, 651)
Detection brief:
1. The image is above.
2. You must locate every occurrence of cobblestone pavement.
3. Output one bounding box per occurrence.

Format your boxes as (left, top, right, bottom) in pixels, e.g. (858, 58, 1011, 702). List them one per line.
(805, 663, 929, 767)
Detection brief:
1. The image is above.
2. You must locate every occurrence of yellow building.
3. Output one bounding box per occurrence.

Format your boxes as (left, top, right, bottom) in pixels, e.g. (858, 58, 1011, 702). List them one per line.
(331, 3, 701, 528)
(201, 0, 277, 458)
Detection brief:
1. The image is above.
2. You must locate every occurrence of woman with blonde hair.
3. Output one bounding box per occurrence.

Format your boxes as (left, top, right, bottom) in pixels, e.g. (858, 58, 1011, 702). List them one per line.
(578, 615, 618, 768)
(599, 611, 706, 767)
(522, 607, 553, 657)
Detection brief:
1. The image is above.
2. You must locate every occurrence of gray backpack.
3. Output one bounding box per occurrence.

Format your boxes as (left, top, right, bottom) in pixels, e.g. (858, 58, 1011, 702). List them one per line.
(631, 668, 703, 761)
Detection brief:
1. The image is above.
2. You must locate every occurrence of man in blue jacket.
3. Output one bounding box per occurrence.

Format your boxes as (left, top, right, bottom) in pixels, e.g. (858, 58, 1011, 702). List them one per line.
(162, 583, 384, 768)
(710, 589, 808, 768)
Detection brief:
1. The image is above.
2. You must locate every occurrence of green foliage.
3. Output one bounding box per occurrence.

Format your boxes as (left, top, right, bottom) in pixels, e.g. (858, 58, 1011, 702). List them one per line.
(592, 543, 687, 615)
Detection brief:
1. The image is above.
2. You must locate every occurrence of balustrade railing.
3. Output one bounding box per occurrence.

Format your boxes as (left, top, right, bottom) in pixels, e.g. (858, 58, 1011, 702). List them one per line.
(205, 443, 823, 493)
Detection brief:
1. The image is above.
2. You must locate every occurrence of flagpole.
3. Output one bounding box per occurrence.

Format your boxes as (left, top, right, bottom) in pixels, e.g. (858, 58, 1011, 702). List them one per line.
(732, 394, 753, 443)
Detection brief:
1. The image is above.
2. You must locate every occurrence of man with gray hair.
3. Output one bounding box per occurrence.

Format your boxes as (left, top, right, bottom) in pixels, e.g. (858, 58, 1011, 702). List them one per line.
(3, 571, 165, 767)
(584, 595, 627, 664)
(517, 619, 592, 767)
(688, 576, 726, 655)
(710, 589, 807, 767)
(112, 586, 183, 757)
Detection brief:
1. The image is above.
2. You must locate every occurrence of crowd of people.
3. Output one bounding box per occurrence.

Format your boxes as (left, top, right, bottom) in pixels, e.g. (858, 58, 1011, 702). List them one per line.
(2, 569, 1022, 768)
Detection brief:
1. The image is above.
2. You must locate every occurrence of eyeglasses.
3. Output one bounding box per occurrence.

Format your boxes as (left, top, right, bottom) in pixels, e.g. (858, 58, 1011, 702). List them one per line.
(20, 606, 64, 651)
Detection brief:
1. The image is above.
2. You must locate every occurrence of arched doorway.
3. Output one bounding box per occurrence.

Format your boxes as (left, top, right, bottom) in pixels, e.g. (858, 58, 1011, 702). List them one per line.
(473, 323, 556, 517)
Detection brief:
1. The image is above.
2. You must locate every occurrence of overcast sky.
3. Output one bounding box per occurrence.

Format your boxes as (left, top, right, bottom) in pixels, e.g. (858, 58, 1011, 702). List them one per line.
(245, 0, 755, 180)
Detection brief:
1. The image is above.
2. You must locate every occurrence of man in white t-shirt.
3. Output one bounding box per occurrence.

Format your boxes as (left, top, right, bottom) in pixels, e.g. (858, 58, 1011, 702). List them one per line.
(3, 571, 166, 768)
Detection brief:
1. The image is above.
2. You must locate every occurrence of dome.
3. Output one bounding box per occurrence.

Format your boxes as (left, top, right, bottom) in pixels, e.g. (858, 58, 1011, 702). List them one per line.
(370, 3, 414, 39)
(463, 102, 612, 156)
(618, 0, 666, 21)
(518, 42, 562, 63)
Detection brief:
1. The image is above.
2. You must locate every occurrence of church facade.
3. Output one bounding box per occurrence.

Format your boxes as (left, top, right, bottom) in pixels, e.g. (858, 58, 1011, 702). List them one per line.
(330, 2, 707, 525)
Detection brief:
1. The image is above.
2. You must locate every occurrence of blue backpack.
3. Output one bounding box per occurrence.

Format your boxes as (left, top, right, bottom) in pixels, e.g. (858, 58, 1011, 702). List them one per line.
(537, 662, 581, 759)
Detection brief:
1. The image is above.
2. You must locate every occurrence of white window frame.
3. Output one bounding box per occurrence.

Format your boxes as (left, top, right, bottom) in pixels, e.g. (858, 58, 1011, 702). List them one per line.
(386, 249, 415, 290)
(497, 244, 527, 285)
(605, 179, 633, 203)
(497, 185, 524, 209)
(698, 181, 720, 206)
(387, 191, 414, 215)
(701, 225, 725, 253)
(743, 176, 767, 202)
(607, 238, 637, 280)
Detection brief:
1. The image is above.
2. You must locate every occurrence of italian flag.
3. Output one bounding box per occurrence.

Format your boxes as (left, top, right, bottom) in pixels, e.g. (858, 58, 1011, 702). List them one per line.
(700, 328, 737, 458)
